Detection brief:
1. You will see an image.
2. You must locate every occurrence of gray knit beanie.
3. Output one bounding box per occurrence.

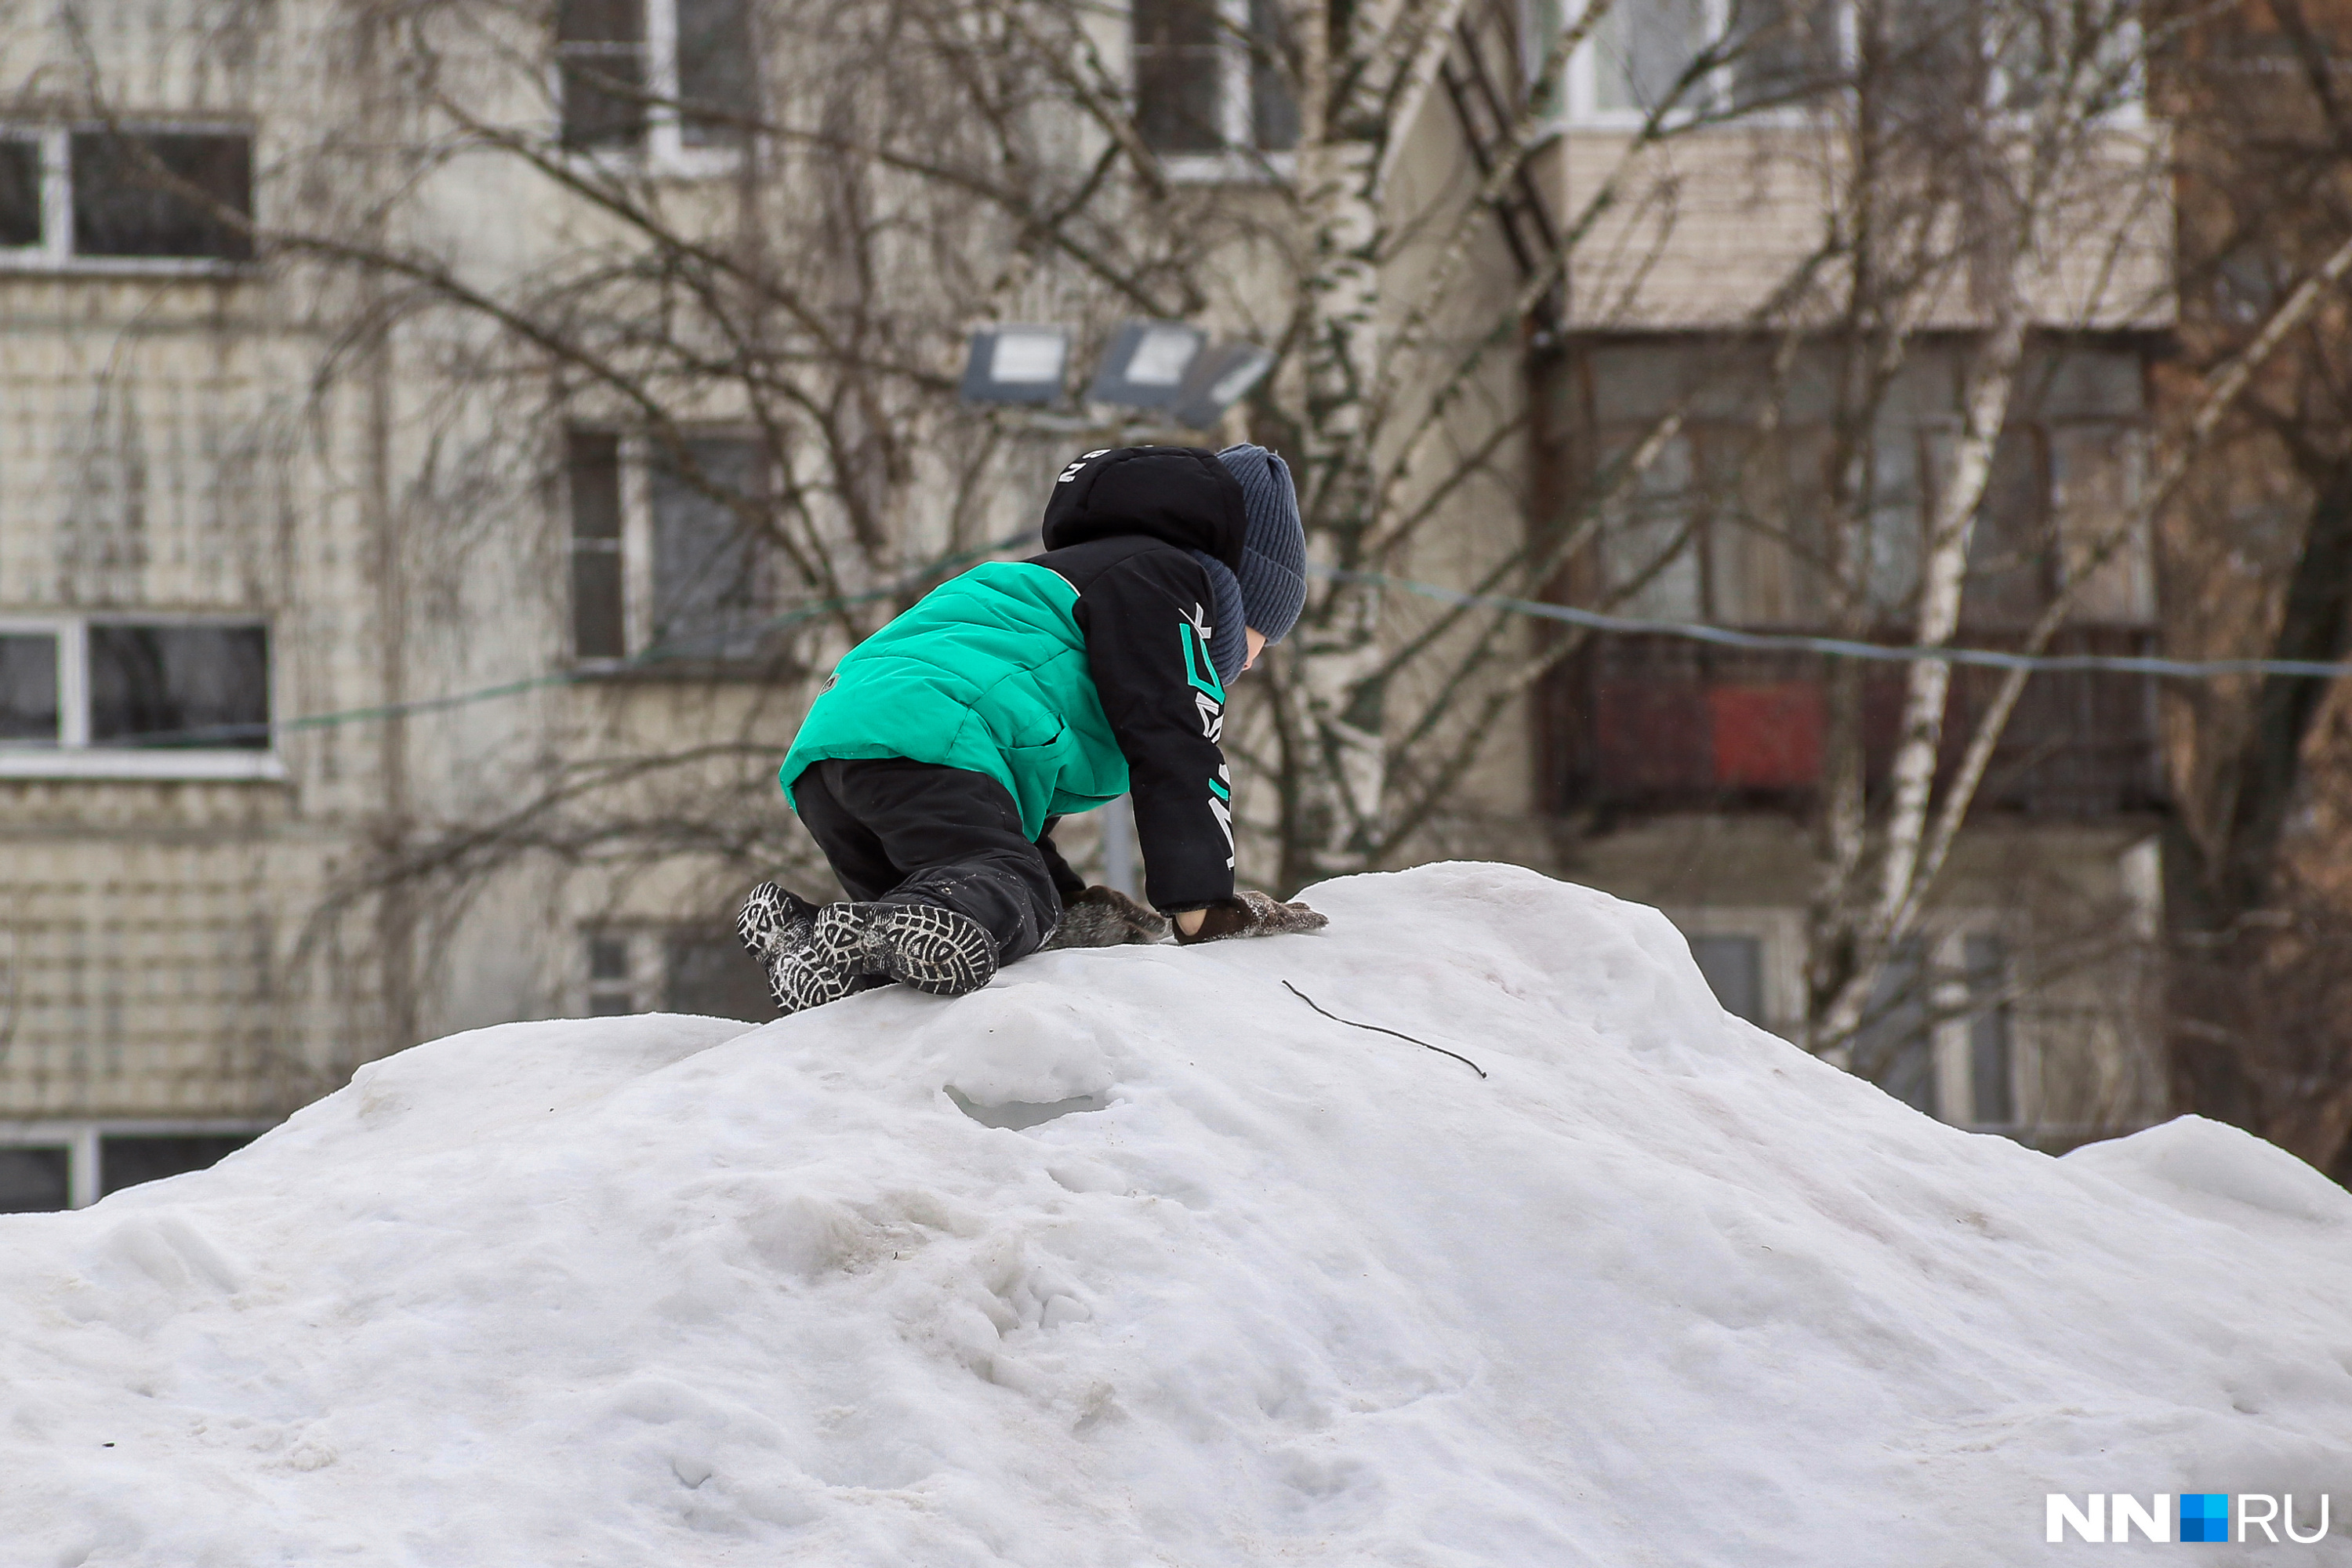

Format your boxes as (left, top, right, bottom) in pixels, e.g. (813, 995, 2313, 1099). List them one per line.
(1214, 443, 1307, 643)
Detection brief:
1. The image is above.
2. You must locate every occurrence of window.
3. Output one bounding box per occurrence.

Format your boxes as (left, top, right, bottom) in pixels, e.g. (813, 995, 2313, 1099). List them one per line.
(1857, 936, 1936, 1116)
(1690, 933, 1766, 1025)
(0, 1145, 71, 1214)
(0, 618, 277, 779)
(567, 430, 775, 666)
(98, 1133, 255, 1197)
(1964, 932, 2016, 1126)
(1595, 0, 1711, 113)
(587, 933, 635, 1014)
(1134, 0, 1298, 170)
(568, 432, 626, 659)
(583, 927, 771, 1020)
(0, 1121, 270, 1210)
(1852, 928, 2020, 1126)
(0, 126, 253, 268)
(557, 0, 757, 162)
(665, 927, 773, 1019)
(1559, 0, 2139, 125)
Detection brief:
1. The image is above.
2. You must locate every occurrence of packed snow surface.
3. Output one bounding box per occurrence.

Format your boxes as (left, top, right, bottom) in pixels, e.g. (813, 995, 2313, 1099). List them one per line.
(5, 865, 2351, 1566)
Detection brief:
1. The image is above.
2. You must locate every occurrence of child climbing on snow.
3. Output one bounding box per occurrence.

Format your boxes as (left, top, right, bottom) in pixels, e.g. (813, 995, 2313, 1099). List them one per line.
(735, 443, 1327, 1014)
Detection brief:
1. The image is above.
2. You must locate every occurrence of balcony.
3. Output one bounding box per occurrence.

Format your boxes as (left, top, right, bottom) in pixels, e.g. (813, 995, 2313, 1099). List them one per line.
(1544, 627, 2165, 820)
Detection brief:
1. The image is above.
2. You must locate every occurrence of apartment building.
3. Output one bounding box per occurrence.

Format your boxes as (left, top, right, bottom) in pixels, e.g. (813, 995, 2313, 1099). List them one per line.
(0, 0, 2182, 1214)
(1523, 0, 2175, 1145)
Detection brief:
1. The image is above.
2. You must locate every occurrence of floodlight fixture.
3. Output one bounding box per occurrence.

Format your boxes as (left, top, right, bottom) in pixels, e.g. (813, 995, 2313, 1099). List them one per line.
(1087, 319, 1207, 410)
(1171, 341, 1276, 429)
(960, 325, 1071, 405)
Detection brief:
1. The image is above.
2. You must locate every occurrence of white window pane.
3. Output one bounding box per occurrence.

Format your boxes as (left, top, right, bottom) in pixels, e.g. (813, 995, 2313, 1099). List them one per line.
(1595, 0, 1708, 112)
(1602, 433, 1702, 619)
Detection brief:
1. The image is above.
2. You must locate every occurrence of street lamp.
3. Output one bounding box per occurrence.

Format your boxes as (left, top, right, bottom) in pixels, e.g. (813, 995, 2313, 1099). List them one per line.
(958, 325, 1071, 405)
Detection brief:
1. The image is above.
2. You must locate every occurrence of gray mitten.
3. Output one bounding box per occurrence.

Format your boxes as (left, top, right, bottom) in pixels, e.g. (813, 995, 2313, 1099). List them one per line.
(1172, 890, 1329, 945)
(1044, 885, 1171, 949)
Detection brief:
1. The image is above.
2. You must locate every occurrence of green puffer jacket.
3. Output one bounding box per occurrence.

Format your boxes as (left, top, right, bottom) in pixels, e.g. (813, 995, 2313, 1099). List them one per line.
(779, 561, 1129, 833)
(779, 445, 1249, 913)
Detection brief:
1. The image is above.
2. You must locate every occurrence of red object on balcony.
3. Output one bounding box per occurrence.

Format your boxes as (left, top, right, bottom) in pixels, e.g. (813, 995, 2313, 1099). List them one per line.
(1709, 682, 1824, 787)
(1548, 628, 2161, 817)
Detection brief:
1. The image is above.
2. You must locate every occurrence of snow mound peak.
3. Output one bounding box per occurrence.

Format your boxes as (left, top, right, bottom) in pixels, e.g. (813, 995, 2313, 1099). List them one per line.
(5, 863, 2350, 1564)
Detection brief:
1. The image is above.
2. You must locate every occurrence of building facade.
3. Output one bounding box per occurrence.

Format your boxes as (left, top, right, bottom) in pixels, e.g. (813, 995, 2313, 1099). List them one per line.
(0, 0, 2181, 1212)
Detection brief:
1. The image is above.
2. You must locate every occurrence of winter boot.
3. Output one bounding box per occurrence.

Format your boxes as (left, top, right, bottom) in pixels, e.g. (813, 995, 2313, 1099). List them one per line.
(763, 942, 865, 1014)
(811, 901, 999, 998)
(736, 881, 820, 965)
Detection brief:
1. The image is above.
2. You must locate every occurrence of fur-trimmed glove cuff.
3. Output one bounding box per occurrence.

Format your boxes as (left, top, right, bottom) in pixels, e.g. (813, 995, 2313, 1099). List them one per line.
(1172, 890, 1329, 945)
(1042, 884, 1171, 949)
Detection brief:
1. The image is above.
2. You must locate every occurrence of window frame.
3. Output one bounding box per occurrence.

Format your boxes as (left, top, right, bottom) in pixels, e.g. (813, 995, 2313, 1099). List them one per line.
(1548, 0, 2143, 131)
(554, 0, 757, 180)
(0, 122, 259, 276)
(565, 426, 780, 672)
(1137, 0, 1300, 184)
(0, 1118, 277, 1210)
(581, 924, 772, 1021)
(0, 613, 283, 780)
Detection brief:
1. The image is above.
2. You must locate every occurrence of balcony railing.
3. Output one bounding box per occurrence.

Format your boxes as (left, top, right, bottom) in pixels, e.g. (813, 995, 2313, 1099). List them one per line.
(1543, 627, 2165, 819)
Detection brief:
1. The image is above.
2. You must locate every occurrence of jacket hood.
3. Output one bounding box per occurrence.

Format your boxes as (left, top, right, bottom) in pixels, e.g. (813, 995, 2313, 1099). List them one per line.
(1040, 446, 1247, 572)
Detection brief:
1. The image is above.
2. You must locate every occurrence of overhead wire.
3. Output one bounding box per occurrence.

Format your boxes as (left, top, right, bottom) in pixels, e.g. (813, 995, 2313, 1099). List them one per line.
(51, 531, 2352, 753)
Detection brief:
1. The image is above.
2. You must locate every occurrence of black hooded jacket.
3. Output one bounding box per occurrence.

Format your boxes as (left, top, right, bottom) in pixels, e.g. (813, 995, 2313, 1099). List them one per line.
(1031, 446, 1243, 913)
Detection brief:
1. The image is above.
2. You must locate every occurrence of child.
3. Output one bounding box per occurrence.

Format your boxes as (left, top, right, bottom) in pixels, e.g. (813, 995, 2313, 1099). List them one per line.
(736, 443, 1326, 1014)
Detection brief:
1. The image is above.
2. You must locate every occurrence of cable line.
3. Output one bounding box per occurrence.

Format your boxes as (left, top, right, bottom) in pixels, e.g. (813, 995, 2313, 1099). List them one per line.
(1316, 564, 2352, 681)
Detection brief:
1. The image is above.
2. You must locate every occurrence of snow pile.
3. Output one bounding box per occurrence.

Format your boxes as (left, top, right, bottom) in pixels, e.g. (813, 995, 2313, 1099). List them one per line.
(5, 864, 2351, 1566)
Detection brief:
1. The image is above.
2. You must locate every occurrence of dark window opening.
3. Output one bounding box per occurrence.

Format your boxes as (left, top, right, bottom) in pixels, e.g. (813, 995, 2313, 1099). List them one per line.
(568, 430, 626, 659)
(677, 0, 757, 147)
(97, 1134, 253, 1197)
(666, 927, 773, 1021)
(587, 933, 636, 1014)
(1729, 0, 1844, 109)
(0, 633, 60, 743)
(1135, 0, 1295, 154)
(558, 0, 651, 150)
(1857, 938, 1935, 1116)
(1690, 933, 1766, 1026)
(1135, 0, 1225, 152)
(0, 137, 40, 248)
(649, 436, 768, 660)
(0, 1146, 71, 1213)
(87, 624, 270, 749)
(1965, 933, 2015, 1125)
(1247, 0, 1299, 151)
(71, 132, 253, 260)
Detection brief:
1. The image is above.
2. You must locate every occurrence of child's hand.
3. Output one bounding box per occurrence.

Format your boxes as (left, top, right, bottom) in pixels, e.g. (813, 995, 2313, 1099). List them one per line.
(1173, 891, 1328, 945)
(1044, 885, 1171, 949)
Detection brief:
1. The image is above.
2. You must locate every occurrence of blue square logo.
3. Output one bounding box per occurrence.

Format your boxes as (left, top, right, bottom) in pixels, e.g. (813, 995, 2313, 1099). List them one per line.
(2180, 1493, 2230, 1543)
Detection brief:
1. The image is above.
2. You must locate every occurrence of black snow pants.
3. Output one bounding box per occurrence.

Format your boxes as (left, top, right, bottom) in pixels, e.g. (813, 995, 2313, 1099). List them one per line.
(793, 757, 1084, 965)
